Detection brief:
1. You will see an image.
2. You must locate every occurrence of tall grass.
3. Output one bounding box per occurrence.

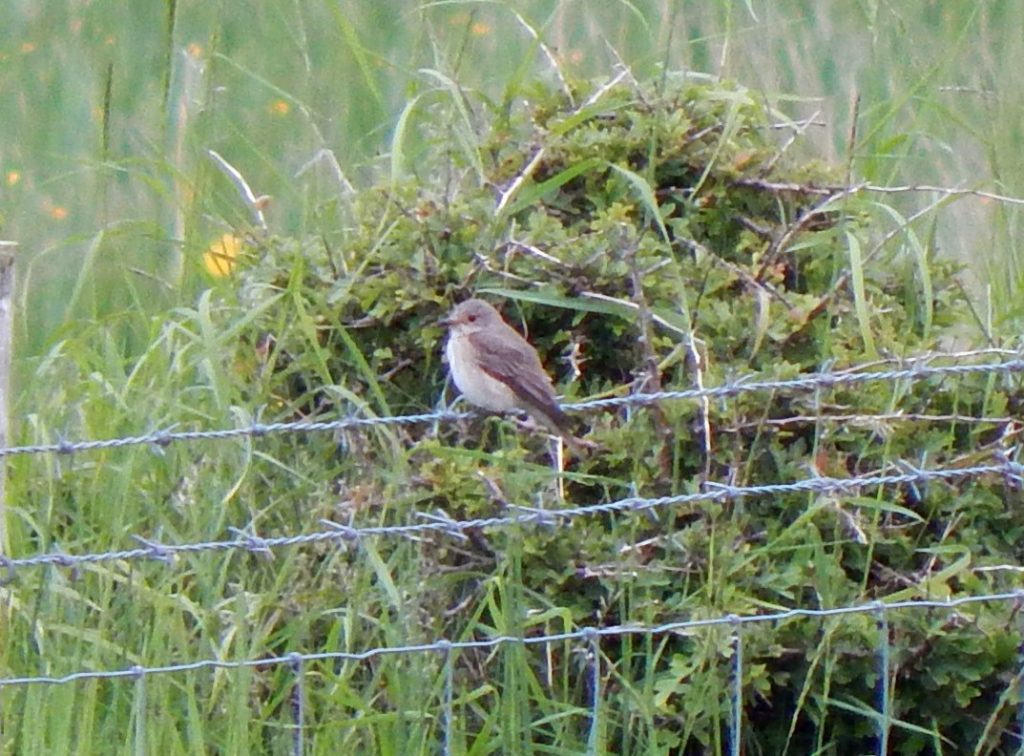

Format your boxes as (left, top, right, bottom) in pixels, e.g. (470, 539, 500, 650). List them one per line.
(3, 2, 1022, 357)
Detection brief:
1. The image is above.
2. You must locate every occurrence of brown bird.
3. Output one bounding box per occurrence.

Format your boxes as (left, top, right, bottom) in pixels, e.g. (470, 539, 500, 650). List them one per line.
(441, 299, 589, 451)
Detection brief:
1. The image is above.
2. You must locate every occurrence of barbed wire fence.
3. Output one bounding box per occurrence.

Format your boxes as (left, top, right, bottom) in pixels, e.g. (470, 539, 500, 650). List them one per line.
(2, 349, 1024, 754)
(4, 349, 1023, 461)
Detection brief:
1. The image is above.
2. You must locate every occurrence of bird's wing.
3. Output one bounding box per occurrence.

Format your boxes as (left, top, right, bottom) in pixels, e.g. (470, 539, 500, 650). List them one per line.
(471, 330, 571, 432)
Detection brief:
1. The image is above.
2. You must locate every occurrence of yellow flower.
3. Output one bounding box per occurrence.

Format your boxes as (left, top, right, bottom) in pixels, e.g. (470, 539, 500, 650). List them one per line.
(203, 233, 243, 277)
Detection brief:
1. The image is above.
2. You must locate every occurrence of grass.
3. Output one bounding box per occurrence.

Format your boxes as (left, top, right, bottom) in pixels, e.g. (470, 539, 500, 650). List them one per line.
(2, 1, 1024, 753)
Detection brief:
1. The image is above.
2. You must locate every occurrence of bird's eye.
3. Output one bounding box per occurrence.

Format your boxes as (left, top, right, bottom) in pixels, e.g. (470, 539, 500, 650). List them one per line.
(467, 314, 476, 322)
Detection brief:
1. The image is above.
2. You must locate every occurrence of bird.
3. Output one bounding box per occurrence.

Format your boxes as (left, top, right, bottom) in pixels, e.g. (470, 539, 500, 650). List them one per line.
(440, 298, 590, 451)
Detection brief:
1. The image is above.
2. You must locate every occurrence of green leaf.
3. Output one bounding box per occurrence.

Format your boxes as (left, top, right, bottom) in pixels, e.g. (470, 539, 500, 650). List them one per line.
(844, 496, 924, 522)
(845, 229, 878, 358)
(504, 157, 602, 217)
(605, 162, 671, 245)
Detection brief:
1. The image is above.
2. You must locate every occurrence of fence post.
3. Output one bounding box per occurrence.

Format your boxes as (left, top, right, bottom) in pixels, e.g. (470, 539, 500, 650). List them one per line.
(584, 628, 601, 755)
(288, 652, 305, 756)
(875, 603, 890, 756)
(729, 617, 744, 756)
(438, 640, 454, 756)
(0, 242, 16, 556)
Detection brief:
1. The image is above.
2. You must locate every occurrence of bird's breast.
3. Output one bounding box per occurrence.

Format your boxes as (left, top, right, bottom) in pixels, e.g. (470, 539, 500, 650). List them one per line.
(446, 333, 518, 412)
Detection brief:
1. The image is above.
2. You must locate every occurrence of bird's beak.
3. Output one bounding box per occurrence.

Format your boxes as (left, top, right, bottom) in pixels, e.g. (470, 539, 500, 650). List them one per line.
(438, 314, 454, 328)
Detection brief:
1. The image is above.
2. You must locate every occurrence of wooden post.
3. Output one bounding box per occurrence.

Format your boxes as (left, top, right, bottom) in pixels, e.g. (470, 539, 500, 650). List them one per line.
(0, 242, 15, 555)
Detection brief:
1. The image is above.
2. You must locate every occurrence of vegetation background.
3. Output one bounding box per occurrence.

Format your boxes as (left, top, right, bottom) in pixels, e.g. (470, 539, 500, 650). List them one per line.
(1, 1, 1023, 753)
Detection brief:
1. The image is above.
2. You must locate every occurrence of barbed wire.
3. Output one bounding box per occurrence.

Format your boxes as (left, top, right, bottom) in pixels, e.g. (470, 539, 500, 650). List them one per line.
(1, 590, 1019, 689)
(2, 458, 1020, 575)
(2, 351, 1022, 460)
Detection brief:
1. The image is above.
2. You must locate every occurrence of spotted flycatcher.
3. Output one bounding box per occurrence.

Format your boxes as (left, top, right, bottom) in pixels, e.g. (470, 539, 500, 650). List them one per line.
(441, 299, 587, 450)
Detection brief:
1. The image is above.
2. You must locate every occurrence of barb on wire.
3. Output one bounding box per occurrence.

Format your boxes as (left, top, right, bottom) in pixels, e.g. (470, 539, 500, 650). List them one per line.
(2, 353, 1023, 460)
(2, 459, 1021, 575)
(1, 591, 1020, 690)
